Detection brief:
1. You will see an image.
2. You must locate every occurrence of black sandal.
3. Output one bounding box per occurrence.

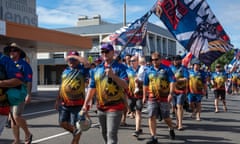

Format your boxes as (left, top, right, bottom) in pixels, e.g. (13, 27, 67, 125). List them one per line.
(25, 134, 33, 144)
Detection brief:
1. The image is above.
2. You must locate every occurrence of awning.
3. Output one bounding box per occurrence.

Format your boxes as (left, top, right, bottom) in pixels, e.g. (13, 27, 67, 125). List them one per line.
(0, 20, 92, 52)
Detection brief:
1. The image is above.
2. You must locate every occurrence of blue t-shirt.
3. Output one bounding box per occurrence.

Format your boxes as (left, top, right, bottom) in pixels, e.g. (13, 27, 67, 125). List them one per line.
(59, 64, 89, 106)
(144, 64, 176, 99)
(170, 65, 189, 92)
(0, 53, 23, 98)
(14, 59, 33, 83)
(89, 60, 128, 108)
(211, 71, 227, 89)
(188, 69, 206, 94)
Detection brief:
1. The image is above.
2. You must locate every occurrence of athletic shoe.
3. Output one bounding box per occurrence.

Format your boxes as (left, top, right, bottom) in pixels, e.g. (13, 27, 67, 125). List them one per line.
(146, 137, 158, 144)
(132, 129, 143, 138)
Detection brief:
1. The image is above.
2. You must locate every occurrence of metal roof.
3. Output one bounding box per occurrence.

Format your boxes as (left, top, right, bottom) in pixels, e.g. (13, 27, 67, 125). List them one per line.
(56, 22, 175, 39)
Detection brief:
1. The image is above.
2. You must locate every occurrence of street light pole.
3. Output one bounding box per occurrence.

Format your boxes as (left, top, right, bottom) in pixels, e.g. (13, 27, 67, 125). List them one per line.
(123, 0, 126, 26)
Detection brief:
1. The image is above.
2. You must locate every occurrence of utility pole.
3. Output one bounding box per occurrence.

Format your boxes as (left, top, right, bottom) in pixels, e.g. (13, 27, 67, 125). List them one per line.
(123, 0, 126, 26)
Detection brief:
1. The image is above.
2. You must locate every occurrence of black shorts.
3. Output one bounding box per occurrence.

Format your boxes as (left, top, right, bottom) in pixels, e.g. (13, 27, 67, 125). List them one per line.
(214, 89, 226, 100)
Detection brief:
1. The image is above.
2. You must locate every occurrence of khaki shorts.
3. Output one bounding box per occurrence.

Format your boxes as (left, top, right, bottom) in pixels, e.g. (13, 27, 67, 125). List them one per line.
(147, 101, 171, 119)
(12, 102, 25, 116)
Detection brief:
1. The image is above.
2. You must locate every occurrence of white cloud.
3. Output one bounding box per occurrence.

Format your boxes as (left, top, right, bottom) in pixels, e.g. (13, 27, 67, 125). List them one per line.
(37, 0, 156, 28)
(37, 0, 126, 27)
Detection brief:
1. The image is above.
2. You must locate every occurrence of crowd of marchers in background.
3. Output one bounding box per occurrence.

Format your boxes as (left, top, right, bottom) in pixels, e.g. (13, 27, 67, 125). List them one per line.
(1, 43, 239, 144)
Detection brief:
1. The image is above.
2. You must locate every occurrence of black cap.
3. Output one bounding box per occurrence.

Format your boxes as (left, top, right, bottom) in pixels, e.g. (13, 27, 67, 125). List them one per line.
(173, 55, 182, 61)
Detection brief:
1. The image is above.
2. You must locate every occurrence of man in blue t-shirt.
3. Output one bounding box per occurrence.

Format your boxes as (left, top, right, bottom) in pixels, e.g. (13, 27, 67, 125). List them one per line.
(4, 43, 33, 144)
(143, 52, 176, 143)
(0, 51, 23, 136)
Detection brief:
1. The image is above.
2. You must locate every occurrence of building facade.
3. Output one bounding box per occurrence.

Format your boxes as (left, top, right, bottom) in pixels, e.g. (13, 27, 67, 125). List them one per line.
(0, 0, 92, 91)
(38, 15, 179, 84)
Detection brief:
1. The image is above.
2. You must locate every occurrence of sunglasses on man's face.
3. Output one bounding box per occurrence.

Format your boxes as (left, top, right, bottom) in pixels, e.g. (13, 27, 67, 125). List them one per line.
(68, 58, 77, 62)
(151, 58, 159, 61)
(101, 50, 110, 54)
(10, 48, 19, 52)
(130, 59, 137, 62)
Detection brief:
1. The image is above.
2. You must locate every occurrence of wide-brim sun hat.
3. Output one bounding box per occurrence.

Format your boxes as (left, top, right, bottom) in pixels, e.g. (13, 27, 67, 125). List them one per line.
(3, 43, 26, 59)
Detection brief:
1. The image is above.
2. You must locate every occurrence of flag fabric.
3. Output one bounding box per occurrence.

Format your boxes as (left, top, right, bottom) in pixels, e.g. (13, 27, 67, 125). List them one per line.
(120, 47, 143, 58)
(102, 11, 152, 47)
(226, 49, 240, 72)
(182, 52, 193, 67)
(153, 0, 234, 66)
(161, 59, 172, 67)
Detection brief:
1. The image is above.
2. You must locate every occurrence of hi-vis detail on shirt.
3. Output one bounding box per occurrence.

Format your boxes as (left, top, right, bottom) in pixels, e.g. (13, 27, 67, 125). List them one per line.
(149, 69, 169, 98)
(214, 76, 225, 89)
(174, 67, 187, 90)
(60, 69, 85, 106)
(94, 70, 124, 106)
(189, 72, 204, 94)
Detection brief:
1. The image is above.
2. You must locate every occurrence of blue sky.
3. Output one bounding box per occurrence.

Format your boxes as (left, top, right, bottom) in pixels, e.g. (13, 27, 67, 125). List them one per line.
(36, 0, 240, 49)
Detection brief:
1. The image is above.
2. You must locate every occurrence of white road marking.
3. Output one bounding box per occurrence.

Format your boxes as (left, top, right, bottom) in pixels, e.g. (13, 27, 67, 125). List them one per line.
(32, 132, 69, 143)
(23, 109, 101, 143)
(23, 109, 56, 116)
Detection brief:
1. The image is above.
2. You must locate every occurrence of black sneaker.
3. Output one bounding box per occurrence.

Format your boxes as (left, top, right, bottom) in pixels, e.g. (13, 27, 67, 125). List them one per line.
(169, 129, 175, 140)
(132, 131, 139, 138)
(132, 129, 143, 138)
(146, 137, 158, 144)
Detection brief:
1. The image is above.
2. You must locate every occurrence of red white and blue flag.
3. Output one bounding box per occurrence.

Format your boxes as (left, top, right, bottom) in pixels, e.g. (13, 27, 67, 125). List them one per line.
(102, 11, 152, 47)
(153, 0, 234, 66)
(226, 49, 240, 72)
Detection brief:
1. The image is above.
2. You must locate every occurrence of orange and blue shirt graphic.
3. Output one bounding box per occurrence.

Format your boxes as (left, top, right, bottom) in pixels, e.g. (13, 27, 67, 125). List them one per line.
(126, 66, 144, 98)
(211, 71, 227, 90)
(230, 72, 239, 85)
(170, 65, 189, 93)
(144, 64, 176, 101)
(188, 69, 206, 94)
(59, 65, 88, 106)
(89, 61, 128, 111)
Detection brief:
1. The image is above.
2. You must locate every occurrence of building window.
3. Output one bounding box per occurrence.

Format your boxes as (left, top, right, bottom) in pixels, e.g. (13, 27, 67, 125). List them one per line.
(53, 54, 64, 59)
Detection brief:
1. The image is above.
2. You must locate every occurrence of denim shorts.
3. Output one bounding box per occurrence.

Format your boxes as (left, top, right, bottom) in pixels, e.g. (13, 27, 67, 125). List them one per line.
(188, 93, 202, 103)
(128, 98, 143, 112)
(172, 93, 186, 106)
(147, 101, 170, 119)
(58, 105, 82, 125)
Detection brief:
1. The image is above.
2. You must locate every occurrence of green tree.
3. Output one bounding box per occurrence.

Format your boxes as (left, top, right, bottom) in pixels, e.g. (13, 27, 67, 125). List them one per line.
(210, 49, 235, 71)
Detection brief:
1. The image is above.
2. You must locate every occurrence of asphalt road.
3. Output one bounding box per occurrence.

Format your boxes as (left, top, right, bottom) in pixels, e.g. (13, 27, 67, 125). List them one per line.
(0, 88, 240, 144)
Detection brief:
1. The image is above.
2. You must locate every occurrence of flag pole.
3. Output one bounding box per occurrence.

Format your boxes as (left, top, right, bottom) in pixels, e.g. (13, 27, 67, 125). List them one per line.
(116, 10, 153, 61)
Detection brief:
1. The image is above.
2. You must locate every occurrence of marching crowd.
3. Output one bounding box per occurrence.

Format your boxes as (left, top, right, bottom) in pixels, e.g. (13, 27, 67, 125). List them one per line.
(0, 42, 239, 144)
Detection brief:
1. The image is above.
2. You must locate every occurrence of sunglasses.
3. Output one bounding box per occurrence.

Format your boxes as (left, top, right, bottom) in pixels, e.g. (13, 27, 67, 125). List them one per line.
(68, 58, 77, 62)
(10, 48, 19, 52)
(130, 59, 136, 62)
(151, 58, 159, 61)
(101, 50, 110, 54)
